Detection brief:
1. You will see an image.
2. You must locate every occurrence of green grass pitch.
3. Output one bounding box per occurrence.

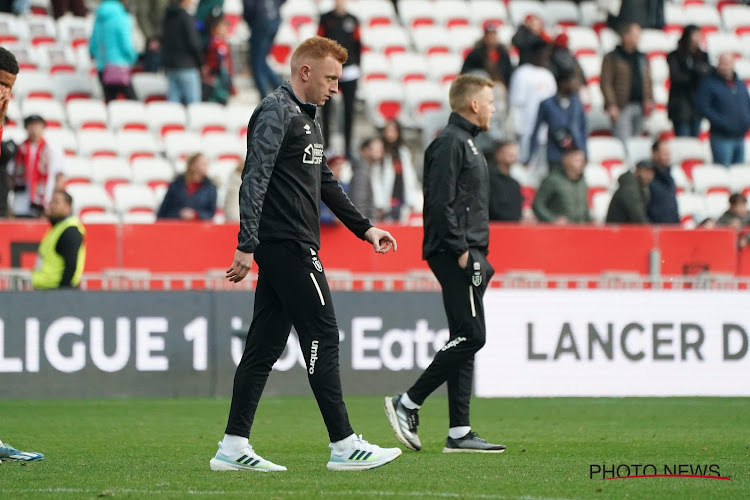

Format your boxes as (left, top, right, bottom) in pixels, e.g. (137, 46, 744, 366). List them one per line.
(1, 397, 748, 499)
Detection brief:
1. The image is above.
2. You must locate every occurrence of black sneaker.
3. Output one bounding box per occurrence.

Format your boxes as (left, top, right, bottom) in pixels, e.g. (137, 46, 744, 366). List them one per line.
(443, 431, 505, 453)
(384, 395, 421, 451)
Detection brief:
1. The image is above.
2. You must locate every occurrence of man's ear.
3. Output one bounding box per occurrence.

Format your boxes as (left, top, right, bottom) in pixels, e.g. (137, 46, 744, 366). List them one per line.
(299, 63, 310, 82)
(470, 98, 479, 114)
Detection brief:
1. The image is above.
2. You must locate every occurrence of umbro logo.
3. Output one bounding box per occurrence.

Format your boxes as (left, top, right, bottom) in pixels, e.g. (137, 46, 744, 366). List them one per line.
(236, 454, 261, 467)
(468, 139, 479, 156)
(348, 450, 373, 461)
(303, 124, 311, 135)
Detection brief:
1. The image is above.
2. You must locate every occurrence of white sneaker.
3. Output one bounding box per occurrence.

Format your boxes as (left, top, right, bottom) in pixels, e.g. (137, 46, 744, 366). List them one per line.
(209, 442, 287, 472)
(326, 434, 402, 471)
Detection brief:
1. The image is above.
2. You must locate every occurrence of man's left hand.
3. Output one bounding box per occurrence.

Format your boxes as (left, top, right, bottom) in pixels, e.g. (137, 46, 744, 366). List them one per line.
(365, 227, 398, 254)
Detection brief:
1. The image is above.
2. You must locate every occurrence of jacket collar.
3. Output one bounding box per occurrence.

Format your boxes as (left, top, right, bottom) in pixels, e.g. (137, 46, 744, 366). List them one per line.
(449, 112, 483, 137)
(282, 83, 317, 119)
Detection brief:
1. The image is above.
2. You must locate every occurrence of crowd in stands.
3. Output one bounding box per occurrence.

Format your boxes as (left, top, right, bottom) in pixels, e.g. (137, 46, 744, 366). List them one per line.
(1, 0, 750, 246)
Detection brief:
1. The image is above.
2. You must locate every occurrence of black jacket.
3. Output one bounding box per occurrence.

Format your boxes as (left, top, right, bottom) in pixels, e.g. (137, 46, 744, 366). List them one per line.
(161, 4, 203, 70)
(488, 169, 522, 222)
(667, 49, 711, 123)
(512, 26, 545, 66)
(423, 113, 489, 260)
(461, 44, 513, 86)
(318, 11, 361, 67)
(238, 83, 372, 253)
(606, 171, 650, 224)
(647, 167, 680, 224)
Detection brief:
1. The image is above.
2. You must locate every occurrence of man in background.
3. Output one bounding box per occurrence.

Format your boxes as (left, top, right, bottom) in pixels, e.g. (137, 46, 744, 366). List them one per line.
(533, 148, 590, 224)
(646, 139, 680, 224)
(488, 141, 522, 222)
(348, 136, 382, 222)
(606, 160, 654, 223)
(462, 24, 513, 89)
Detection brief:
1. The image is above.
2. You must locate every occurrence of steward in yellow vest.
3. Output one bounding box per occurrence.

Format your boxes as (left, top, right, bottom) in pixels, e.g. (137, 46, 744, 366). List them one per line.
(32, 190, 86, 290)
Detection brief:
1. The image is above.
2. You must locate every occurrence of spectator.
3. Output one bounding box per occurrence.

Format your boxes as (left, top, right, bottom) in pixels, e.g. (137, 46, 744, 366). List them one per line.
(0, 47, 17, 217)
(31, 190, 85, 290)
(612, 0, 664, 30)
(461, 24, 513, 88)
(512, 14, 550, 67)
(202, 14, 234, 104)
(548, 33, 585, 84)
(133, 0, 171, 72)
(606, 160, 654, 223)
(667, 25, 711, 138)
(373, 121, 421, 222)
(349, 136, 381, 222)
(224, 161, 243, 222)
(50, 0, 86, 19)
(163, 0, 204, 105)
(532, 148, 590, 224)
(0, 118, 17, 217)
(157, 152, 217, 220)
(717, 193, 750, 230)
(320, 155, 349, 225)
(196, 0, 225, 47)
(11, 115, 66, 218)
(89, 0, 139, 103)
(0, 0, 29, 14)
(526, 70, 587, 171)
(488, 141, 522, 222)
(696, 53, 750, 167)
(244, 0, 284, 98)
(318, 0, 361, 157)
(646, 139, 680, 224)
(601, 22, 653, 144)
(509, 40, 557, 166)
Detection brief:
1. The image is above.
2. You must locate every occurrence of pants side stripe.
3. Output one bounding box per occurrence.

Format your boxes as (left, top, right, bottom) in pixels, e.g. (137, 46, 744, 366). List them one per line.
(310, 273, 326, 306)
(469, 285, 476, 318)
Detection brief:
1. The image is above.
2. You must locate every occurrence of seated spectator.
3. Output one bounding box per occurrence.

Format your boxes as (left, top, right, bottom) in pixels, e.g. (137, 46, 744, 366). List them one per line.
(606, 160, 654, 224)
(51, 0, 86, 19)
(488, 141, 522, 222)
(373, 121, 421, 222)
(349, 137, 382, 222)
(202, 14, 234, 104)
(223, 161, 243, 223)
(320, 155, 349, 225)
(461, 24, 513, 89)
(512, 14, 550, 66)
(157, 153, 217, 220)
(163, 0, 204, 105)
(717, 193, 750, 230)
(90, 0, 138, 102)
(526, 70, 587, 171)
(533, 148, 590, 224)
(548, 33, 585, 84)
(646, 140, 680, 224)
(11, 115, 66, 218)
(667, 25, 711, 138)
(696, 53, 750, 167)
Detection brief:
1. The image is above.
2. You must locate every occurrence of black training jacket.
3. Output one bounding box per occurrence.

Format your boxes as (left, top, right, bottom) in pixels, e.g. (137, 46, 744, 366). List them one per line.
(422, 113, 490, 260)
(237, 84, 372, 253)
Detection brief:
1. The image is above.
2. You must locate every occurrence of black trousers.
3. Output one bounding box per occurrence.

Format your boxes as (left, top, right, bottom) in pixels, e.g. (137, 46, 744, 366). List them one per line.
(322, 79, 357, 156)
(225, 241, 354, 442)
(97, 72, 137, 103)
(407, 249, 494, 428)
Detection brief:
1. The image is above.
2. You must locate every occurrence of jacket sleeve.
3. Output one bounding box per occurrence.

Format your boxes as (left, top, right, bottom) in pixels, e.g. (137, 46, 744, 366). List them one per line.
(321, 156, 373, 240)
(118, 15, 138, 65)
(600, 53, 617, 109)
(525, 102, 545, 163)
(157, 182, 179, 219)
(642, 54, 653, 102)
(184, 11, 204, 67)
(532, 177, 557, 222)
(624, 189, 648, 223)
(461, 49, 482, 74)
(237, 103, 288, 252)
(55, 226, 83, 288)
(577, 101, 588, 157)
(424, 136, 468, 257)
(695, 78, 722, 124)
(501, 50, 513, 87)
(667, 52, 692, 87)
(196, 183, 217, 220)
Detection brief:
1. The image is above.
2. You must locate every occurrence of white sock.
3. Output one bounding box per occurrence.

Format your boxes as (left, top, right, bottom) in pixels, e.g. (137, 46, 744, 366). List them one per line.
(222, 434, 248, 453)
(400, 393, 420, 410)
(330, 433, 356, 453)
(449, 426, 471, 439)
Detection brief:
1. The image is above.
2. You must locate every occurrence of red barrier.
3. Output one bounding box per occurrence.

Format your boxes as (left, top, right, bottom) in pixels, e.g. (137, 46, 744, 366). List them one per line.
(1, 221, 741, 276)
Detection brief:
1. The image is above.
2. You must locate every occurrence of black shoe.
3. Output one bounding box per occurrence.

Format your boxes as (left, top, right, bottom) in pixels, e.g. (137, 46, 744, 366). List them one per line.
(443, 431, 505, 453)
(384, 395, 421, 451)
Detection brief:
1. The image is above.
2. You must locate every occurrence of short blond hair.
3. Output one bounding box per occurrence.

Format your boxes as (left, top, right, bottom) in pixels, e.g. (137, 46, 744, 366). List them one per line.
(291, 36, 348, 70)
(449, 74, 494, 112)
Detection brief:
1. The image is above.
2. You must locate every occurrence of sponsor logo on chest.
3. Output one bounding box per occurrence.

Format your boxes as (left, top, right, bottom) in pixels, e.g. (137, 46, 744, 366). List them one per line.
(303, 143, 324, 165)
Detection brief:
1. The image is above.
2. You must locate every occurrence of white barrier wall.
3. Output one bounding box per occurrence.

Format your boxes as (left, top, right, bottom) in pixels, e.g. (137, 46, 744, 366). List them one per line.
(476, 290, 750, 397)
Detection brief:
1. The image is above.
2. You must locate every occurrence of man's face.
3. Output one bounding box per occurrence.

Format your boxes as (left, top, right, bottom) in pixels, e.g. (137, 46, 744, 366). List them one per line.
(622, 24, 641, 48)
(189, 154, 209, 179)
(484, 31, 498, 47)
(0, 69, 17, 102)
(732, 199, 748, 217)
(495, 143, 518, 167)
(717, 54, 734, 80)
(563, 150, 585, 179)
(363, 138, 384, 163)
(306, 55, 342, 106)
(26, 121, 45, 142)
(47, 192, 71, 219)
(474, 86, 496, 131)
(635, 167, 655, 185)
(652, 143, 671, 168)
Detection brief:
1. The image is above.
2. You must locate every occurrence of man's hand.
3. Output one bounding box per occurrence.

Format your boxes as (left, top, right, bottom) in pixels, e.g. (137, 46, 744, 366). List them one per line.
(458, 250, 469, 269)
(364, 227, 398, 254)
(0, 89, 10, 124)
(607, 105, 619, 122)
(180, 207, 197, 220)
(555, 215, 568, 225)
(226, 249, 254, 283)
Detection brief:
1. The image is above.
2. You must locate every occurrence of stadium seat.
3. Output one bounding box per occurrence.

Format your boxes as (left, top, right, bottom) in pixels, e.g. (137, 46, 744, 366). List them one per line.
(669, 137, 711, 178)
(399, 0, 436, 29)
(0, 12, 30, 43)
(427, 53, 463, 84)
(52, 72, 94, 102)
(389, 52, 428, 83)
(4, 43, 39, 71)
(360, 52, 390, 84)
(6, 98, 20, 126)
(735, 59, 750, 85)
(56, 15, 92, 49)
(348, 0, 397, 27)
(90, 157, 132, 195)
(508, 0, 544, 26)
(1, 124, 24, 143)
(510, 164, 541, 188)
(44, 127, 78, 156)
(448, 26, 484, 57)
(63, 157, 93, 187)
(728, 165, 750, 195)
(132, 157, 175, 190)
(66, 99, 108, 130)
(187, 102, 228, 134)
(591, 190, 613, 223)
(361, 26, 410, 56)
(664, 3, 687, 31)
(683, 5, 722, 33)
(20, 97, 65, 128)
(164, 131, 203, 161)
(108, 100, 148, 131)
(649, 56, 669, 84)
(644, 109, 673, 139)
(435, 1, 473, 29)
(598, 28, 620, 54)
(587, 137, 626, 171)
(145, 101, 187, 138)
(691, 164, 731, 194)
(404, 81, 447, 125)
(268, 23, 297, 72)
(577, 54, 601, 84)
(705, 192, 729, 219)
(584, 163, 612, 190)
(66, 184, 114, 217)
(209, 159, 240, 188)
(116, 130, 160, 161)
(132, 73, 169, 103)
(582, 83, 604, 111)
(364, 80, 406, 127)
(638, 30, 678, 58)
(37, 44, 77, 74)
(578, 1, 607, 29)
(470, 0, 509, 30)
(671, 165, 693, 194)
(653, 84, 669, 109)
(587, 109, 612, 136)
(543, 1, 580, 27)
(122, 212, 157, 224)
(280, 0, 317, 30)
(411, 26, 451, 55)
(676, 192, 706, 225)
(202, 132, 245, 163)
(12, 70, 55, 99)
(226, 105, 255, 137)
(113, 184, 157, 214)
(564, 27, 600, 57)
(721, 5, 750, 35)
(77, 130, 118, 158)
(80, 211, 120, 224)
(27, 15, 57, 46)
(706, 33, 742, 63)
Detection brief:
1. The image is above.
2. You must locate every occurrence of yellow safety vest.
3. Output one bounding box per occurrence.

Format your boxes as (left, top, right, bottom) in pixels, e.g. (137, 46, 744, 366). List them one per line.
(31, 216, 86, 290)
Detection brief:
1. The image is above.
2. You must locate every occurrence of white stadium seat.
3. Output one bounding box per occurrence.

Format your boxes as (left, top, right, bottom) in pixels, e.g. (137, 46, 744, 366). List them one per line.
(470, 0, 508, 30)
(146, 101, 187, 137)
(187, 102, 228, 134)
(132, 158, 175, 189)
(361, 25, 410, 55)
(728, 165, 750, 195)
(66, 184, 114, 216)
(721, 5, 750, 35)
(411, 26, 451, 55)
(348, 0, 397, 27)
(132, 73, 169, 103)
(591, 191, 613, 224)
(705, 192, 730, 219)
(202, 132, 245, 163)
(20, 97, 66, 128)
(705, 33, 742, 64)
(638, 29, 678, 56)
(44, 127, 78, 156)
(564, 27, 600, 57)
(116, 130, 160, 161)
(427, 53, 463, 84)
(691, 165, 731, 195)
(543, 1, 579, 26)
(164, 131, 203, 161)
(399, 0, 436, 29)
(52, 72, 94, 102)
(113, 184, 157, 214)
(90, 158, 132, 193)
(80, 211, 121, 224)
(584, 163, 612, 190)
(12, 70, 55, 99)
(404, 81, 447, 125)
(77, 130, 118, 158)
(508, 0, 544, 26)
(434, 0, 472, 29)
(677, 192, 705, 224)
(122, 212, 157, 224)
(67, 99, 108, 130)
(588, 137, 626, 169)
(364, 80, 406, 127)
(108, 100, 148, 131)
(448, 26, 484, 56)
(389, 52, 429, 83)
(63, 157, 93, 186)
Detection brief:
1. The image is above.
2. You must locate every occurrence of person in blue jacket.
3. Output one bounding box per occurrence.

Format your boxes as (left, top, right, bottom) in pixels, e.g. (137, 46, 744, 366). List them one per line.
(157, 152, 217, 220)
(696, 53, 750, 166)
(89, 0, 138, 102)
